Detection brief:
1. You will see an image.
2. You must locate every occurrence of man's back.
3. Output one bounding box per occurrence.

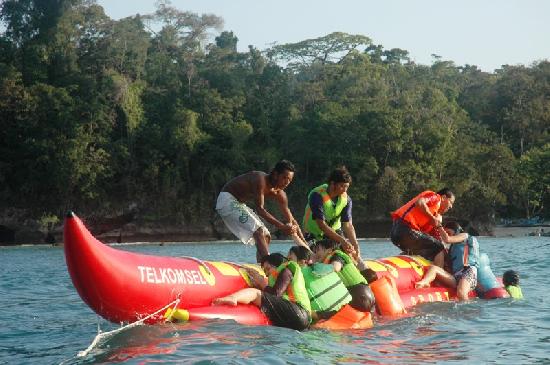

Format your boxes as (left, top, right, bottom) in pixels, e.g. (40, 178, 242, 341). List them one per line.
(222, 171, 266, 203)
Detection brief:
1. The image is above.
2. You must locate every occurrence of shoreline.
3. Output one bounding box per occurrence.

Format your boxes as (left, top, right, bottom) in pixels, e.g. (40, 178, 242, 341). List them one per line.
(3, 225, 549, 247)
(492, 225, 548, 237)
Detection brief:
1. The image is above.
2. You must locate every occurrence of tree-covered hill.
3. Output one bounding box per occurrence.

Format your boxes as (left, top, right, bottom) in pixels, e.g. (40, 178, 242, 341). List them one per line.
(1, 1, 549, 243)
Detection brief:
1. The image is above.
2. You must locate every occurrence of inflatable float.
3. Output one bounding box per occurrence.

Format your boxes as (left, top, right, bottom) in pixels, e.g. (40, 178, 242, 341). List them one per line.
(64, 212, 508, 328)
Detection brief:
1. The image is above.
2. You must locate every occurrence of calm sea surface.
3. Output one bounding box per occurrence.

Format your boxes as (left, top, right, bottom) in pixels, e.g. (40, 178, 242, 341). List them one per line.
(1, 236, 549, 364)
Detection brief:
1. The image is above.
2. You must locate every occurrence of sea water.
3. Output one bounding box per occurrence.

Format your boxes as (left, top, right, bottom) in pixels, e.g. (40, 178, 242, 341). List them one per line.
(1, 237, 548, 364)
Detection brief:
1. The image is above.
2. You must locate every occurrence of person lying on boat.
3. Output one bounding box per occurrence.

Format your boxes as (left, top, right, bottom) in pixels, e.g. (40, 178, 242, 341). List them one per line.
(390, 188, 455, 268)
(213, 253, 311, 330)
(287, 245, 353, 321)
(215, 160, 309, 262)
(415, 222, 478, 301)
(302, 166, 361, 260)
(312, 239, 375, 312)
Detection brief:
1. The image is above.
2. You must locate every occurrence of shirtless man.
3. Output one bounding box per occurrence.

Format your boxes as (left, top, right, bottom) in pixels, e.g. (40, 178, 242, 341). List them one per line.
(215, 160, 308, 262)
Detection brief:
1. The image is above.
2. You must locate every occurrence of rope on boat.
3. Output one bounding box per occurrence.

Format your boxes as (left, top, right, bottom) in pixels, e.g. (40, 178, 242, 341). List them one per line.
(222, 260, 245, 268)
(76, 297, 181, 358)
(178, 255, 213, 276)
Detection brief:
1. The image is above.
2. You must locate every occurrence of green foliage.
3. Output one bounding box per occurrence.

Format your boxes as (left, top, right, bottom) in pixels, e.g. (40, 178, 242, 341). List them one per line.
(1, 1, 548, 226)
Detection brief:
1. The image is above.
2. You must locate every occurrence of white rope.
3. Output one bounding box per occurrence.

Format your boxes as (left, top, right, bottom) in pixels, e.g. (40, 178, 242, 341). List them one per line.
(178, 256, 213, 276)
(76, 297, 181, 358)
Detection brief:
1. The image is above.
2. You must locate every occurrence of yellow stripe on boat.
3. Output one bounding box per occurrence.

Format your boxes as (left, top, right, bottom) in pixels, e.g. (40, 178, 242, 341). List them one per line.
(365, 260, 388, 272)
(385, 257, 412, 269)
(210, 262, 240, 276)
(409, 255, 431, 266)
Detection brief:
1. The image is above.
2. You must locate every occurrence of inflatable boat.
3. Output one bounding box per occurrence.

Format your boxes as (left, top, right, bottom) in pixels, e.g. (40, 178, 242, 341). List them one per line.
(64, 212, 507, 328)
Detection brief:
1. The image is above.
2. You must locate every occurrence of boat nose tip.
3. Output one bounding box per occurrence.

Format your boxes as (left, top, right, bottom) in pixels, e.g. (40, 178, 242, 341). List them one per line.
(66, 210, 75, 218)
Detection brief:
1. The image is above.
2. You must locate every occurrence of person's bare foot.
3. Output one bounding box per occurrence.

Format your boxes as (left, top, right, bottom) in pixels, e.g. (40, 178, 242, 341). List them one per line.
(415, 281, 430, 289)
(213, 296, 238, 306)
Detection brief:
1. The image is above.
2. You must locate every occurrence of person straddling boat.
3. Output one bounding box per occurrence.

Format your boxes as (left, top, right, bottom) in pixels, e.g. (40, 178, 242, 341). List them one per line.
(213, 253, 311, 330)
(415, 222, 477, 301)
(503, 270, 523, 299)
(287, 245, 353, 321)
(216, 160, 308, 262)
(311, 239, 375, 312)
(302, 166, 361, 259)
(390, 188, 455, 267)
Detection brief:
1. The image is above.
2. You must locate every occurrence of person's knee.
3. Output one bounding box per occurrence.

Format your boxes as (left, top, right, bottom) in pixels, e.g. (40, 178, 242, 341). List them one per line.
(457, 281, 470, 301)
(254, 227, 270, 241)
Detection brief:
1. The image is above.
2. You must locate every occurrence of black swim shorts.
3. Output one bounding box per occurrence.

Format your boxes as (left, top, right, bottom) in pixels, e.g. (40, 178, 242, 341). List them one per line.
(260, 292, 311, 331)
(390, 219, 445, 261)
(348, 283, 376, 312)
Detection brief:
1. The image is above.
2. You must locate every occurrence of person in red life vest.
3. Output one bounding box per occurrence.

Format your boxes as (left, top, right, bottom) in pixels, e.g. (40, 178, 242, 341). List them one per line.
(415, 222, 477, 301)
(213, 253, 311, 330)
(390, 188, 455, 267)
(302, 166, 360, 259)
(215, 160, 309, 262)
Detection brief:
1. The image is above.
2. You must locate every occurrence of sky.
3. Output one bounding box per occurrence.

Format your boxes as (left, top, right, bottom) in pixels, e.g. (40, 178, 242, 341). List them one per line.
(96, 0, 550, 72)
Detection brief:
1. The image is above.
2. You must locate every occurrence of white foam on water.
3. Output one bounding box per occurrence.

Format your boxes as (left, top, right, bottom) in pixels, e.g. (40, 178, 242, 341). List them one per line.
(74, 298, 181, 359)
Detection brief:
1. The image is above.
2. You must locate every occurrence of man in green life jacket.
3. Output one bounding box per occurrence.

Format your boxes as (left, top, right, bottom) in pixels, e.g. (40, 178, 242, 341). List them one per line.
(303, 166, 361, 259)
(213, 253, 311, 330)
(312, 239, 376, 312)
(287, 245, 353, 321)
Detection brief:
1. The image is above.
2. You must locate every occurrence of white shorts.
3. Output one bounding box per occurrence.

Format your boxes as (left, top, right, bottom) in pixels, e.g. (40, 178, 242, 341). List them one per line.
(215, 192, 269, 245)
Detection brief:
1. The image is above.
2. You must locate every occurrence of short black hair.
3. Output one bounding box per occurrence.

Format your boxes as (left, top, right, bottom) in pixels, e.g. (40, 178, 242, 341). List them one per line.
(289, 246, 311, 261)
(503, 270, 520, 286)
(260, 252, 287, 267)
(272, 160, 295, 174)
(444, 221, 463, 234)
(437, 188, 454, 199)
(328, 166, 352, 184)
(313, 238, 340, 251)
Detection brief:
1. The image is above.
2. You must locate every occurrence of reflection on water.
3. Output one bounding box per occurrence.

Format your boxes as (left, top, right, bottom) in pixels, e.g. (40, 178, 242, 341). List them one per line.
(1, 237, 550, 364)
(72, 315, 473, 365)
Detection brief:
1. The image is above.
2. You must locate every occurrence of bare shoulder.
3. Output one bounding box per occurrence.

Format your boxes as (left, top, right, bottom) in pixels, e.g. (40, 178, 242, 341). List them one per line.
(222, 171, 267, 202)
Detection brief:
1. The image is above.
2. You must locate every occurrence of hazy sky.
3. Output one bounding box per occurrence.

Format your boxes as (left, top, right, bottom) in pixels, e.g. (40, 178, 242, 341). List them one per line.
(97, 0, 549, 72)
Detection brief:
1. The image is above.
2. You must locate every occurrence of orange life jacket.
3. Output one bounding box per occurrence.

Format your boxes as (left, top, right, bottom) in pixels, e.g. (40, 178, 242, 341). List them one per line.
(391, 191, 441, 232)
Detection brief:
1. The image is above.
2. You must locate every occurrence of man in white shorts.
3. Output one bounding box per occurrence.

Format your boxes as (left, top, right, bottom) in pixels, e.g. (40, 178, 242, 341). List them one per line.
(216, 160, 308, 262)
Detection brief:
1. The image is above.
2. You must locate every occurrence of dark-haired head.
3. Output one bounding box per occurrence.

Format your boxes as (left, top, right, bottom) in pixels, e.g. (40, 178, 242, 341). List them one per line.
(328, 166, 352, 184)
(444, 221, 463, 235)
(288, 246, 311, 262)
(313, 239, 340, 251)
(270, 160, 296, 190)
(272, 160, 295, 174)
(260, 252, 287, 267)
(437, 188, 454, 199)
(503, 270, 520, 286)
(437, 187, 455, 213)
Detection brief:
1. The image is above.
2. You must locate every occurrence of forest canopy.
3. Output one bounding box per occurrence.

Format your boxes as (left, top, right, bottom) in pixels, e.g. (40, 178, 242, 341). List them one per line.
(1, 0, 549, 231)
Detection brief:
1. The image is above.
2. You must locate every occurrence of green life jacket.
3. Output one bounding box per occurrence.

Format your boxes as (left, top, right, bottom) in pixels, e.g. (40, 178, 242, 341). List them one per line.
(323, 250, 367, 287)
(267, 261, 312, 315)
(301, 263, 352, 314)
(303, 184, 348, 240)
(505, 285, 523, 299)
